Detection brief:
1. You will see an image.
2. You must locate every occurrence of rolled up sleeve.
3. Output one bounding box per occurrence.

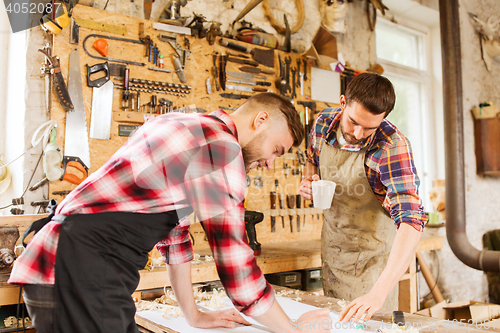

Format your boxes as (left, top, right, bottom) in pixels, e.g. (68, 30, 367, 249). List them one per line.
(156, 217, 194, 265)
(379, 139, 428, 232)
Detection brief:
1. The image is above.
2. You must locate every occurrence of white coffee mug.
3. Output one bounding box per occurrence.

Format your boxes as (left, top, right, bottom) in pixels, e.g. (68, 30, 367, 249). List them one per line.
(312, 180, 337, 209)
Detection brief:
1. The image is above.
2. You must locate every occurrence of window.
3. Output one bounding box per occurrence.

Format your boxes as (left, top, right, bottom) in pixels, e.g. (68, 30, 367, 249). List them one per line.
(376, 19, 434, 210)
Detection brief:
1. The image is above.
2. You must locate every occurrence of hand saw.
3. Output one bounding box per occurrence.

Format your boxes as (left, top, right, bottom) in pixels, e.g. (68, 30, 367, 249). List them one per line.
(64, 48, 91, 184)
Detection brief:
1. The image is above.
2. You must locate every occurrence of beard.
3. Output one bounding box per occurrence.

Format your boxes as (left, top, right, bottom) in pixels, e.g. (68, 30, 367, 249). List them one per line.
(340, 119, 367, 145)
(241, 131, 267, 172)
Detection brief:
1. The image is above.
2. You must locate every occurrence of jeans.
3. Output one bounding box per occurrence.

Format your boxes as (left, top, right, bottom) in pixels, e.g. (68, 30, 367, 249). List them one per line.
(22, 284, 55, 333)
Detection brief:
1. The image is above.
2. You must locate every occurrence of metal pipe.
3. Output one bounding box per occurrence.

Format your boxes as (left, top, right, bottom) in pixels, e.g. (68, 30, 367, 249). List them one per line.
(440, 0, 500, 271)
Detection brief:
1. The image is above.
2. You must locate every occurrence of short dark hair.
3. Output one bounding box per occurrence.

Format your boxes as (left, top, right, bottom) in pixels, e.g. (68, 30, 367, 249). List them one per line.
(344, 73, 396, 116)
(244, 93, 304, 147)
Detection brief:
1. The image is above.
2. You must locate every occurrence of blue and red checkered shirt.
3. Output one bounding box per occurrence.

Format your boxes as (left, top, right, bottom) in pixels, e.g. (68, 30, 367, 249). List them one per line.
(307, 108, 427, 231)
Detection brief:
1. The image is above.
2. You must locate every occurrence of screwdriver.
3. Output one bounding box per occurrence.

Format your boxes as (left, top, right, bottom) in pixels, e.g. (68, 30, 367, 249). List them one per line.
(270, 191, 277, 233)
(286, 194, 295, 233)
(121, 68, 130, 110)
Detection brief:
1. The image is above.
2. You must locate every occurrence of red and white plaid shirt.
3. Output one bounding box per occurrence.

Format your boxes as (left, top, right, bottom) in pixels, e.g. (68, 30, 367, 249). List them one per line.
(9, 110, 274, 317)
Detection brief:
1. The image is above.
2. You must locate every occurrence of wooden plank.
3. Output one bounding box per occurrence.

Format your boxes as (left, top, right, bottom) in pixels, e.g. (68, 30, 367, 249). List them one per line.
(0, 283, 23, 306)
(0, 214, 48, 246)
(0, 214, 47, 228)
(135, 314, 178, 333)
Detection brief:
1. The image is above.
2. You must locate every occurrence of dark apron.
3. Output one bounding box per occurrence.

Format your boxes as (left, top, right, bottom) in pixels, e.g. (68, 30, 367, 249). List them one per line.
(52, 208, 191, 333)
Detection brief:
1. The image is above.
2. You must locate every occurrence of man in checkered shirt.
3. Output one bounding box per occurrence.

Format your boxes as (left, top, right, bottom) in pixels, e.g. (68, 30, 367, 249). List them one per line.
(10, 93, 331, 333)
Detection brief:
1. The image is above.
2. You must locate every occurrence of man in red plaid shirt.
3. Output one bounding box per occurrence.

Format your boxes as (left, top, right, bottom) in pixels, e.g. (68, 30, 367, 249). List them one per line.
(10, 93, 331, 333)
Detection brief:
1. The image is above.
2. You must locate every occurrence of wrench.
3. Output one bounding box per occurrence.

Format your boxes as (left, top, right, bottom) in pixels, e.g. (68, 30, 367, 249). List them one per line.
(296, 58, 301, 88)
(284, 56, 292, 95)
(291, 67, 297, 99)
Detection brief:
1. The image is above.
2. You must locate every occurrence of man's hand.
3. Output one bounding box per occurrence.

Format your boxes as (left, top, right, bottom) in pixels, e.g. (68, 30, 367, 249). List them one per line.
(294, 308, 332, 332)
(338, 289, 387, 323)
(299, 174, 320, 200)
(188, 308, 251, 329)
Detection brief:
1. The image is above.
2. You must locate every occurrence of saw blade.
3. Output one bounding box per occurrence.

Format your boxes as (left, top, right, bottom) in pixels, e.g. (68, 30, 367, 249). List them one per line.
(66, 48, 91, 169)
(90, 80, 113, 140)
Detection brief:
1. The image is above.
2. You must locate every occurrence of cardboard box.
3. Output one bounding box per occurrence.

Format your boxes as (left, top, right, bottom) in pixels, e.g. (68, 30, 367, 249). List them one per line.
(303, 26, 338, 68)
(416, 300, 447, 319)
(443, 301, 500, 322)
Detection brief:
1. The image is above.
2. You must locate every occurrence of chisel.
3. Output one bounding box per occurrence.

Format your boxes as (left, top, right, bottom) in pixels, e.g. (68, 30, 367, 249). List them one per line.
(227, 56, 259, 67)
(227, 78, 272, 86)
(220, 93, 251, 99)
(296, 194, 301, 232)
(279, 193, 285, 228)
(213, 52, 220, 91)
(270, 191, 277, 233)
(220, 54, 227, 90)
(286, 194, 295, 233)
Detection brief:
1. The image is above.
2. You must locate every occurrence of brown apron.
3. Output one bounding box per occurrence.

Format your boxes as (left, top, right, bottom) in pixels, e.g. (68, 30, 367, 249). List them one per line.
(319, 139, 398, 310)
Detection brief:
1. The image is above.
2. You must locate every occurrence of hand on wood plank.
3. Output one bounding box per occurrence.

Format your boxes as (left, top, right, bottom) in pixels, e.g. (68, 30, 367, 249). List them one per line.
(190, 308, 251, 329)
(338, 289, 386, 323)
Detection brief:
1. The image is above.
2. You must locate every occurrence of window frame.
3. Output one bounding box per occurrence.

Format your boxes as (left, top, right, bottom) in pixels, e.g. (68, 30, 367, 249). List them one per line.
(375, 17, 436, 210)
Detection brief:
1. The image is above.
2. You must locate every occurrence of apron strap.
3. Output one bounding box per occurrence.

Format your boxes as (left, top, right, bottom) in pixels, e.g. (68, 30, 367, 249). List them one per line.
(22, 199, 58, 247)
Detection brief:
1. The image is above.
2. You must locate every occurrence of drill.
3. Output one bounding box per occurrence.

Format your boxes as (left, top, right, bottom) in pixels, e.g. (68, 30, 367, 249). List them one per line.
(244, 210, 264, 256)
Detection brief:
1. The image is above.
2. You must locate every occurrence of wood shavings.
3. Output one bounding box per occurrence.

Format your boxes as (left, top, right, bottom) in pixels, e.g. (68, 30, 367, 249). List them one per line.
(191, 253, 202, 264)
(135, 287, 227, 318)
(145, 252, 214, 271)
(275, 288, 303, 302)
(145, 257, 166, 271)
(3, 316, 32, 328)
(192, 253, 215, 265)
(337, 299, 347, 309)
(196, 289, 227, 309)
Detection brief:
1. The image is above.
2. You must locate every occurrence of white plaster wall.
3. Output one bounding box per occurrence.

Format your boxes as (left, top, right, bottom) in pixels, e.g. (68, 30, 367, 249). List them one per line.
(22, 28, 51, 214)
(419, 0, 500, 305)
(0, 2, 50, 215)
(457, 0, 500, 302)
(0, 5, 28, 214)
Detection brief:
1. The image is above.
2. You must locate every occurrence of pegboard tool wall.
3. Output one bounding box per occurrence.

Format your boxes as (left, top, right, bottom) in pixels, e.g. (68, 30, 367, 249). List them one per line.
(50, 5, 333, 250)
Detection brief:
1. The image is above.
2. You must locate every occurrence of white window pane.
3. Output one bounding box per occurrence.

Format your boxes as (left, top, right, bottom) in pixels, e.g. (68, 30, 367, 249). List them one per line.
(376, 23, 423, 70)
(385, 75, 430, 207)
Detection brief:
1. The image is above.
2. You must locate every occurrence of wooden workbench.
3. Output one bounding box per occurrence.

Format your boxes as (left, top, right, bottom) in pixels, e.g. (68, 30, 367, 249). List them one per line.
(135, 285, 499, 333)
(0, 213, 443, 314)
(137, 236, 443, 291)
